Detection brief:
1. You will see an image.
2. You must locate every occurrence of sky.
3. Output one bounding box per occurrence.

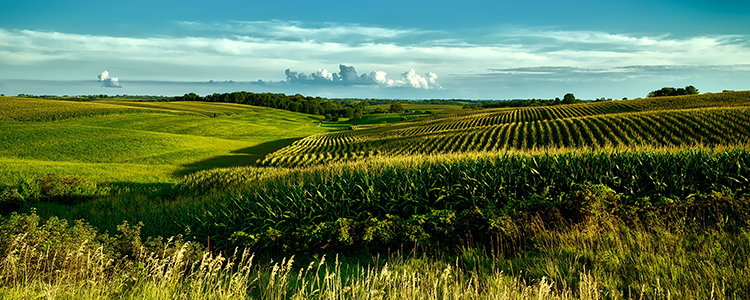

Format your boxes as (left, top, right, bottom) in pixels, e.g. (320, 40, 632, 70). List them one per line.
(1, 0, 749, 100)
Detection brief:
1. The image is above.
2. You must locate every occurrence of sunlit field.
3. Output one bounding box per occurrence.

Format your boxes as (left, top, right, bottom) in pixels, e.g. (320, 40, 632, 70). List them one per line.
(2, 92, 750, 299)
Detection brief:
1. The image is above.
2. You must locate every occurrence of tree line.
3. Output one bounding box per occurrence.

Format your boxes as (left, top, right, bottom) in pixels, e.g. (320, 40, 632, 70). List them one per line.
(177, 92, 364, 121)
(647, 86, 699, 97)
(467, 93, 585, 109)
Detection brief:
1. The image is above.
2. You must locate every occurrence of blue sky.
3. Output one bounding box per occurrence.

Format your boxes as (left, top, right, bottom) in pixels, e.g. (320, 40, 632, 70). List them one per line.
(1, 0, 749, 99)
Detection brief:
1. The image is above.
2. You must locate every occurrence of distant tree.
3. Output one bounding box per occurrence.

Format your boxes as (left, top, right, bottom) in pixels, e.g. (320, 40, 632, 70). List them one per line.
(343, 107, 356, 119)
(181, 92, 201, 101)
(325, 113, 339, 121)
(389, 103, 405, 113)
(648, 85, 699, 97)
(562, 93, 577, 104)
(353, 107, 364, 119)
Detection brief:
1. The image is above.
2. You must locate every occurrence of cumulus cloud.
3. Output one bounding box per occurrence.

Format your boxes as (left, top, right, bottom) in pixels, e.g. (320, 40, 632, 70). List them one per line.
(284, 64, 441, 89)
(97, 70, 122, 88)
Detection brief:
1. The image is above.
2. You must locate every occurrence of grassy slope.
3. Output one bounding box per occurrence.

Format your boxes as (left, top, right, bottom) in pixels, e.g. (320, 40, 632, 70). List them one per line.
(0, 98, 342, 185)
(0, 157, 176, 185)
(0, 97, 149, 121)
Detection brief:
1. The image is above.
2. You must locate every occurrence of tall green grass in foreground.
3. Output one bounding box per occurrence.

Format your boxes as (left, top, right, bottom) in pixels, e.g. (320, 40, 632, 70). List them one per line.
(1, 209, 748, 299)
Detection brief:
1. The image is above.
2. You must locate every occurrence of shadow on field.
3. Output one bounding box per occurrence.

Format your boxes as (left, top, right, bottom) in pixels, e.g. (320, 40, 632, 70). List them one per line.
(173, 137, 301, 177)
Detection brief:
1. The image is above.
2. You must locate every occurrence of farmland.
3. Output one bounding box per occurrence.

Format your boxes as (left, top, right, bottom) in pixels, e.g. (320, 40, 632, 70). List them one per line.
(1, 92, 750, 299)
(261, 91, 750, 167)
(0, 97, 345, 185)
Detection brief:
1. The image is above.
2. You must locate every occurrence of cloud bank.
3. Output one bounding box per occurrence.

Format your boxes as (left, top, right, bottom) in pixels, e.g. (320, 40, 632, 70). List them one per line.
(284, 64, 441, 89)
(178, 20, 423, 44)
(97, 70, 121, 88)
(1, 21, 749, 98)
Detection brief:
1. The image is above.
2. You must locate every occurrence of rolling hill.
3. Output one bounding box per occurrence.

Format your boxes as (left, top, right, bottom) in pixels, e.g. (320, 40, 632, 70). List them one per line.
(260, 91, 750, 167)
(0, 97, 342, 185)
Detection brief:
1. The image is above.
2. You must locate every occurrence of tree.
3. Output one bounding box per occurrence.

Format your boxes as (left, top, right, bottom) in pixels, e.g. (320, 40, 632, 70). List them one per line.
(648, 85, 699, 97)
(181, 92, 200, 101)
(343, 107, 356, 119)
(389, 103, 405, 113)
(562, 93, 577, 104)
(685, 85, 699, 95)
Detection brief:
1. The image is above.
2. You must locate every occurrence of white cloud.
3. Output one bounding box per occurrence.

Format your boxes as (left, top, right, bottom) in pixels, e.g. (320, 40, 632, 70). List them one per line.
(178, 20, 423, 42)
(0, 24, 749, 85)
(390, 69, 441, 89)
(97, 70, 121, 87)
(285, 64, 441, 89)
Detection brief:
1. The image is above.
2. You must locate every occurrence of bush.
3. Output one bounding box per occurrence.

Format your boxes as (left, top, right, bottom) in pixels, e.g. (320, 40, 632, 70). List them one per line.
(2, 174, 110, 208)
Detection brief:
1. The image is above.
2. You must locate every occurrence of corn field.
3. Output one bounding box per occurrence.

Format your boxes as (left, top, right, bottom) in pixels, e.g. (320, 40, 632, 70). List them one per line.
(157, 147, 750, 254)
(0, 97, 261, 121)
(261, 92, 750, 167)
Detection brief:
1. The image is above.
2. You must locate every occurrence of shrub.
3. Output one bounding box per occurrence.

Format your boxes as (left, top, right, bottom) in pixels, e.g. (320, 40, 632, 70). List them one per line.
(6, 174, 110, 207)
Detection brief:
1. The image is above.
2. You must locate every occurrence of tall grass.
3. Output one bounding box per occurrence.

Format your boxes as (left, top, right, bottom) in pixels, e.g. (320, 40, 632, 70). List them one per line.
(1, 210, 747, 299)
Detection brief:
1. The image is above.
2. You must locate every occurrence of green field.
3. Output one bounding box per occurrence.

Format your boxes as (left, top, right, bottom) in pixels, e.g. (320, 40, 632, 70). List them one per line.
(261, 91, 750, 167)
(0, 97, 343, 185)
(2, 92, 750, 299)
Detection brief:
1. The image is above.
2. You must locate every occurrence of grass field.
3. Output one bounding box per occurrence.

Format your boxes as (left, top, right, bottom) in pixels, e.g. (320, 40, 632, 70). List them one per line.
(0, 97, 343, 185)
(2, 92, 750, 299)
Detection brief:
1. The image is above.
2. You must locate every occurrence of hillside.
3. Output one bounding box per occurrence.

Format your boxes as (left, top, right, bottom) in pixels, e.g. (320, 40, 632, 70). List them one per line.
(0, 97, 342, 185)
(261, 91, 750, 167)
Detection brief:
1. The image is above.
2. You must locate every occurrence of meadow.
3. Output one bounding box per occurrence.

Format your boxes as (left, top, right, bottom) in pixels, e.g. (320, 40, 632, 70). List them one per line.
(1, 92, 750, 299)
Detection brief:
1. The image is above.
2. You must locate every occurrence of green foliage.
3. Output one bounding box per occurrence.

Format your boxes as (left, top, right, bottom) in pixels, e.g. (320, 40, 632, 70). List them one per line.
(562, 93, 581, 104)
(38, 147, 747, 254)
(175, 91, 366, 120)
(389, 103, 405, 113)
(648, 85, 699, 97)
(1, 174, 109, 209)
